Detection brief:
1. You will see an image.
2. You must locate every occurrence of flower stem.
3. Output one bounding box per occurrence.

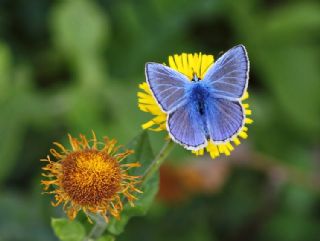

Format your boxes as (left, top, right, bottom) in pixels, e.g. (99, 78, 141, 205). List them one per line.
(142, 139, 175, 183)
(83, 215, 107, 241)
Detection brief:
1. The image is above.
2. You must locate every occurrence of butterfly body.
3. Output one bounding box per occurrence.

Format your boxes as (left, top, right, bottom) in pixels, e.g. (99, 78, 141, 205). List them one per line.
(187, 82, 212, 137)
(145, 45, 249, 151)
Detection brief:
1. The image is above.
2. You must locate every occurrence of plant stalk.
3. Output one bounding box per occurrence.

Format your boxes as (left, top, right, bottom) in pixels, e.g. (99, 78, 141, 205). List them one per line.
(83, 215, 107, 241)
(142, 139, 174, 183)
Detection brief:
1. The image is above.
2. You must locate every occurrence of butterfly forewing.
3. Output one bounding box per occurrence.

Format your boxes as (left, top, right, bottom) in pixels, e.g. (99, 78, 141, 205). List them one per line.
(203, 45, 249, 100)
(145, 63, 190, 113)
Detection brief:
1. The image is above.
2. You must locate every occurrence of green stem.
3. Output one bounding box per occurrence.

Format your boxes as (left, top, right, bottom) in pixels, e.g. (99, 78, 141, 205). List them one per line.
(83, 215, 107, 241)
(142, 139, 175, 183)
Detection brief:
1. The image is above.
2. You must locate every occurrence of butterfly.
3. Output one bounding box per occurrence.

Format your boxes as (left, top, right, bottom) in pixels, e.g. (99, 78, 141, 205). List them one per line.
(145, 45, 249, 151)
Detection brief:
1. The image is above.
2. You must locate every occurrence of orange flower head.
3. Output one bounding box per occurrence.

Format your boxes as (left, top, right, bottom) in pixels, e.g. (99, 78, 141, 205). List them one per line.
(41, 132, 142, 223)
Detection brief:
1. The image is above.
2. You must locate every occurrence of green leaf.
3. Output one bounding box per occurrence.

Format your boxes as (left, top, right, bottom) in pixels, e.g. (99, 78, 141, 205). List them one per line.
(51, 218, 86, 241)
(107, 131, 159, 235)
(124, 130, 155, 175)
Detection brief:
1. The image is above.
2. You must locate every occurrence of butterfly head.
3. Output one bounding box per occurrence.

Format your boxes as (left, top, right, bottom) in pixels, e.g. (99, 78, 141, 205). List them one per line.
(189, 67, 200, 82)
(192, 73, 201, 82)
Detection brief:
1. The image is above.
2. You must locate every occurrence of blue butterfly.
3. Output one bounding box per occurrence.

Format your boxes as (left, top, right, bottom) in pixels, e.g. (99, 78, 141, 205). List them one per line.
(145, 45, 249, 151)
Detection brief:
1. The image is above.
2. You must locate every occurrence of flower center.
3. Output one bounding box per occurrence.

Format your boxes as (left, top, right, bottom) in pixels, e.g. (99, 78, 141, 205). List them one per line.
(62, 149, 122, 206)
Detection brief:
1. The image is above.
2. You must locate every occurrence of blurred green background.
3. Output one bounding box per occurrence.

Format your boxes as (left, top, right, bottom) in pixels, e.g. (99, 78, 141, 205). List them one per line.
(0, 0, 320, 240)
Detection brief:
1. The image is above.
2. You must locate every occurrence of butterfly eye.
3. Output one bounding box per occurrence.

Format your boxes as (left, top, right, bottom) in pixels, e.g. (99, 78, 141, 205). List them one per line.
(192, 73, 201, 82)
(191, 68, 197, 82)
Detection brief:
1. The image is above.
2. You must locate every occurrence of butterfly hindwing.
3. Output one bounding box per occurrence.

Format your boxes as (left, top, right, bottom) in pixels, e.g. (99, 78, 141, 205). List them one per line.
(203, 45, 249, 100)
(205, 97, 244, 142)
(145, 62, 190, 113)
(167, 102, 207, 150)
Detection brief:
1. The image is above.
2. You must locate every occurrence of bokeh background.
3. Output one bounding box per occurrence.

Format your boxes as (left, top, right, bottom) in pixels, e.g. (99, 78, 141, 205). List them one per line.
(1, 0, 320, 240)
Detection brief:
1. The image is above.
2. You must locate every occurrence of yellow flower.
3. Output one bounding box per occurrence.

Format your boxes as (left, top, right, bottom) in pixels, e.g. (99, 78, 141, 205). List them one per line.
(41, 132, 142, 223)
(138, 53, 253, 159)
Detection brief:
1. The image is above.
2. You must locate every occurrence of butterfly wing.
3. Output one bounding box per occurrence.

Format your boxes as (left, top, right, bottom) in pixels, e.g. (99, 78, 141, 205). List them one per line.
(203, 45, 249, 100)
(145, 62, 190, 113)
(167, 102, 207, 150)
(205, 97, 244, 143)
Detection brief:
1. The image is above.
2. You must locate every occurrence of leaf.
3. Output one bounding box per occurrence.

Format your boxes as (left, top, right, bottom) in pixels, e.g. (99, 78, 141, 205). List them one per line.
(107, 131, 159, 235)
(124, 130, 155, 175)
(51, 218, 86, 241)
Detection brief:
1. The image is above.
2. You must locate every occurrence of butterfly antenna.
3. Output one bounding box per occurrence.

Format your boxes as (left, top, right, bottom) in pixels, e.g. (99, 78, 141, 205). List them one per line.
(191, 67, 196, 81)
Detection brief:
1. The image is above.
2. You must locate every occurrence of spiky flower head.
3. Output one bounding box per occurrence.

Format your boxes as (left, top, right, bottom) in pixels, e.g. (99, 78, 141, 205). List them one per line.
(41, 132, 141, 223)
(138, 53, 253, 159)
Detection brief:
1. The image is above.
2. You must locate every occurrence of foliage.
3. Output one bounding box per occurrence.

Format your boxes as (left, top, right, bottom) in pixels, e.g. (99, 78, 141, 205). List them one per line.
(51, 218, 86, 241)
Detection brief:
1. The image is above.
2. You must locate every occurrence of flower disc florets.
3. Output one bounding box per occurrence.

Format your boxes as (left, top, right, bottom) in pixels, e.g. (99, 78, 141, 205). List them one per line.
(41, 132, 142, 222)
